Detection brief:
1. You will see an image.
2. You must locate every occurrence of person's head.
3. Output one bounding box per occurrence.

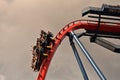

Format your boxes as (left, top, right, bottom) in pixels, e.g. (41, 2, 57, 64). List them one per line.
(41, 30, 44, 34)
(33, 46, 37, 50)
(37, 41, 40, 46)
(48, 31, 53, 37)
(37, 38, 40, 42)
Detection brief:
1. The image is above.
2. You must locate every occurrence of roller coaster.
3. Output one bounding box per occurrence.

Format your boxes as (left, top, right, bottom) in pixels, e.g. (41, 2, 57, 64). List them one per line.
(32, 4, 120, 80)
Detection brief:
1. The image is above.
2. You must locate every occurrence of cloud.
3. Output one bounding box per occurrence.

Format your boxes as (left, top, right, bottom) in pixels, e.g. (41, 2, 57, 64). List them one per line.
(0, 0, 8, 16)
(0, 75, 5, 80)
(0, 0, 120, 80)
(4, 0, 14, 4)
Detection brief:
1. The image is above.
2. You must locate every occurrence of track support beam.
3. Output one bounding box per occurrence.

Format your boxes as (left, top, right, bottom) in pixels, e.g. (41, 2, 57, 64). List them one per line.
(69, 31, 106, 80)
(68, 33, 89, 80)
(93, 37, 120, 53)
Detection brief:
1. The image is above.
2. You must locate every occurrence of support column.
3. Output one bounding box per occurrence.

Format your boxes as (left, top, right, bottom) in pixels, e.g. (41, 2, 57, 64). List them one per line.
(70, 31, 106, 80)
(68, 34, 88, 80)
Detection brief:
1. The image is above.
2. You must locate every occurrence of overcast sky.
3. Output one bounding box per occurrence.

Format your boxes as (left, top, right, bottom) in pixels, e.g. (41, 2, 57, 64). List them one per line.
(0, 0, 120, 80)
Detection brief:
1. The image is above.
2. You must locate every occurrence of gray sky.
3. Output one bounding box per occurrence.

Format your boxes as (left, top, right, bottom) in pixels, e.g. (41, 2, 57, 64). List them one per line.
(0, 0, 120, 80)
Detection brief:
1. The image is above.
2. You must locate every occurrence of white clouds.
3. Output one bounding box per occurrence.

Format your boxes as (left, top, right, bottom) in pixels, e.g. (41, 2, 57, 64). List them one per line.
(0, 24, 16, 41)
(4, 0, 14, 4)
(0, 0, 8, 16)
(0, 75, 5, 80)
(0, 0, 120, 80)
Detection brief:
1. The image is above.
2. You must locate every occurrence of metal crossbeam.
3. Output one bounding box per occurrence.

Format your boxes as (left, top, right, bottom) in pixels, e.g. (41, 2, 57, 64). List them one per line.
(94, 37, 120, 53)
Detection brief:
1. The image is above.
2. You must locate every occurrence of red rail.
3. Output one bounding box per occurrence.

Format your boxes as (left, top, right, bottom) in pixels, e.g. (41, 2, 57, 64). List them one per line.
(37, 20, 120, 80)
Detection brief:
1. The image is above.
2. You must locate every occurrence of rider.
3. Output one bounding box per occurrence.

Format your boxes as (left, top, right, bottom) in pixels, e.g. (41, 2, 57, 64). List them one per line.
(34, 31, 48, 71)
(46, 31, 55, 48)
(35, 30, 54, 71)
(40, 31, 55, 56)
(31, 30, 55, 71)
(34, 38, 41, 71)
